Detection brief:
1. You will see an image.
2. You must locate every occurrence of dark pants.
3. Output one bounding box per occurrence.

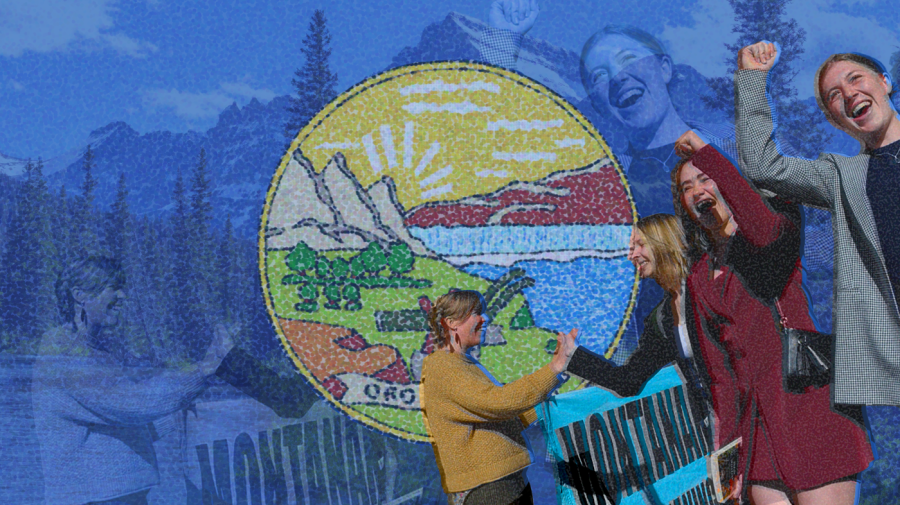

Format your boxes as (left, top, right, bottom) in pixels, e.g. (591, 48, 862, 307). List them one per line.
(463, 470, 532, 505)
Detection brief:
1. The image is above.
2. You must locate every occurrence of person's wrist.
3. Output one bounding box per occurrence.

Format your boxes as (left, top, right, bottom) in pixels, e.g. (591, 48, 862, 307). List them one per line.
(549, 355, 564, 375)
(563, 344, 578, 370)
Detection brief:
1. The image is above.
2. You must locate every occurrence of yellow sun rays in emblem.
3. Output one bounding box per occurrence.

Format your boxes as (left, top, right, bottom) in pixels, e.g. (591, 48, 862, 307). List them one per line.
(286, 62, 615, 210)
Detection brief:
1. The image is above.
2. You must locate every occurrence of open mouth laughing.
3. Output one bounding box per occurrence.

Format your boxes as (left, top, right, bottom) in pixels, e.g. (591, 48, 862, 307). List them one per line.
(695, 199, 714, 215)
(850, 100, 871, 120)
(615, 87, 644, 109)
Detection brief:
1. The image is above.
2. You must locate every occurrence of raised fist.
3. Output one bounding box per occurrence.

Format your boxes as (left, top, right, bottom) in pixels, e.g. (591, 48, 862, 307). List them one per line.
(488, 0, 540, 34)
(674, 130, 709, 159)
(738, 41, 778, 72)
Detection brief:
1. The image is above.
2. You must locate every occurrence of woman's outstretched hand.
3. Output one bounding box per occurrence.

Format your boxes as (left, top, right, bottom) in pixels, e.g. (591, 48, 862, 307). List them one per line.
(551, 328, 578, 374)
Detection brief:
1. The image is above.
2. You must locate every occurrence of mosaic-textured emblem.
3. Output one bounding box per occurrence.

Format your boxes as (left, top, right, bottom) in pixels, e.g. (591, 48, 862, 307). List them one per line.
(261, 61, 637, 441)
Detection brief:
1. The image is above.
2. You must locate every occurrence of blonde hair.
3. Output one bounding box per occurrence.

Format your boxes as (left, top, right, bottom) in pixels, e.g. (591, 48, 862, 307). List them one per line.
(635, 214, 688, 289)
(814, 53, 893, 125)
(427, 291, 485, 349)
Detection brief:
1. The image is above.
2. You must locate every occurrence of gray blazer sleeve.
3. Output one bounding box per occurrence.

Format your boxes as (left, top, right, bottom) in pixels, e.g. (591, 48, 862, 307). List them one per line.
(734, 69, 838, 210)
(479, 27, 523, 69)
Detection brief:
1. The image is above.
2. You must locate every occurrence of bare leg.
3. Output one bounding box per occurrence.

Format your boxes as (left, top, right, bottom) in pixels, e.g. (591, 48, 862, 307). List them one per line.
(749, 484, 792, 505)
(795, 481, 857, 505)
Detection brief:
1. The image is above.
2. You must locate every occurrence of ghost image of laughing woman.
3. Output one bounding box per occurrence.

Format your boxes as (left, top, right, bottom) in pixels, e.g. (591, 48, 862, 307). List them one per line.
(31, 256, 233, 505)
(580, 28, 690, 154)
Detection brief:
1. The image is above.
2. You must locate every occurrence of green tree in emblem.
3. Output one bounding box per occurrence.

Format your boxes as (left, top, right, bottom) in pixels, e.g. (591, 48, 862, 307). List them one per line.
(296, 283, 319, 312)
(387, 242, 414, 275)
(282, 241, 430, 312)
(332, 257, 349, 279)
(359, 241, 388, 274)
(286, 241, 317, 273)
(343, 284, 361, 311)
(323, 284, 342, 310)
(315, 257, 331, 278)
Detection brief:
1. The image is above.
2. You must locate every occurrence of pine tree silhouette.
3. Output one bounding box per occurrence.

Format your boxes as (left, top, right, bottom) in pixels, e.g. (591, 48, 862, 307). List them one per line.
(284, 9, 339, 141)
(2, 159, 57, 351)
(77, 145, 100, 255)
(702, 0, 831, 157)
(106, 172, 131, 263)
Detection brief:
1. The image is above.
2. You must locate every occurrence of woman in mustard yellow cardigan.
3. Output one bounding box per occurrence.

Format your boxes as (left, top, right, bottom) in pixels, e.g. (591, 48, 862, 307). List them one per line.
(420, 290, 577, 505)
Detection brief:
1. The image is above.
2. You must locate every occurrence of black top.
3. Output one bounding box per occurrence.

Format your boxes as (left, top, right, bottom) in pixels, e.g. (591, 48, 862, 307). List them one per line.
(567, 293, 712, 421)
(866, 138, 900, 299)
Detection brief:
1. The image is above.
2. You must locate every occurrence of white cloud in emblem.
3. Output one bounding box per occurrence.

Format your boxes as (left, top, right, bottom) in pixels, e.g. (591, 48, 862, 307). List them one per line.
(398, 80, 501, 95)
(314, 142, 361, 150)
(402, 101, 491, 115)
(492, 152, 557, 162)
(487, 119, 564, 131)
(555, 138, 585, 148)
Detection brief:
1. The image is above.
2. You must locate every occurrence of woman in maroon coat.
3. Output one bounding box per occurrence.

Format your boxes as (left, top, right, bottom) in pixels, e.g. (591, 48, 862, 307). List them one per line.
(671, 131, 872, 505)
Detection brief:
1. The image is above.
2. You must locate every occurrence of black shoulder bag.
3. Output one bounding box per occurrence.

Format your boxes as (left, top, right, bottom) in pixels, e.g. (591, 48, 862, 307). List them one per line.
(775, 299, 833, 393)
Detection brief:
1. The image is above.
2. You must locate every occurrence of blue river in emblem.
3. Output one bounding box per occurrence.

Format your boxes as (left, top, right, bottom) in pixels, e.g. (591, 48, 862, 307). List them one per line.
(463, 257, 635, 355)
(409, 224, 637, 355)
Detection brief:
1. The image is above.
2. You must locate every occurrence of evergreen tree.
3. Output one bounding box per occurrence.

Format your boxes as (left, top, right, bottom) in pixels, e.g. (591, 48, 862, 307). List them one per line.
(168, 168, 194, 359)
(189, 148, 215, 326)
(284, 9, 339, 140)
(106, 172, 131, 263)
(52, 185, 74, 268)
(217, 214, 238, 322)
(171, 167, 190, 283)
(165, 148, 218, 359)
(29, 159, 58, 323)
(190, 149, 213, 242)
(47, 182, 76, 326)
(139, 218, 176, 363)
(1, 159, 58, 351)
(80, 145, 98, 208)
(172, 169, 188, 239)
(77, 144, 100, 255)
(703, 0, 830, 157)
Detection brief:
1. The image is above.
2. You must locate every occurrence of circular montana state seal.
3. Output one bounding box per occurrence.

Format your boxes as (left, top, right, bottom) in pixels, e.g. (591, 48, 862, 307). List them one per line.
(261, 61, 637, 441)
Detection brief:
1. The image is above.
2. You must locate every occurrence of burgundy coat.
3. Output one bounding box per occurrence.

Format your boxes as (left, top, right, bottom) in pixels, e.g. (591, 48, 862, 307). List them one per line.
(686, 146, 872, 490)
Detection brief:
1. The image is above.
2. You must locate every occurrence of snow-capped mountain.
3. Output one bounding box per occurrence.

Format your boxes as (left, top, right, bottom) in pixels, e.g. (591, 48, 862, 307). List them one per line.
(48, 96, 292, 234)
(24, 12, 733, 237)
(265, 151, 432, 256)
(389, 12, 584, 101)
(0, 152, 27, 177)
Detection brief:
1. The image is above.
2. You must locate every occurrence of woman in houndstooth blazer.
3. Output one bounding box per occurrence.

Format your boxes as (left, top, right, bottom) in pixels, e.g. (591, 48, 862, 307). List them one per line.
(732, 42, 900, 408)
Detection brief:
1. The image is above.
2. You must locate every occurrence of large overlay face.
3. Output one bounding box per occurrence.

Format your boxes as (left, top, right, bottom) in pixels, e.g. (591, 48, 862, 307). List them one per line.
(261, 61, 637, 441)
(583, 34, 673, 132)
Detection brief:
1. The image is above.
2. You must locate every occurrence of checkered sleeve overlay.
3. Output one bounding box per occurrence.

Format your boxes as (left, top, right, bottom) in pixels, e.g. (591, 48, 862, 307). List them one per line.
(479, 27, 523, 69)
(733, 70, 837, 209)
